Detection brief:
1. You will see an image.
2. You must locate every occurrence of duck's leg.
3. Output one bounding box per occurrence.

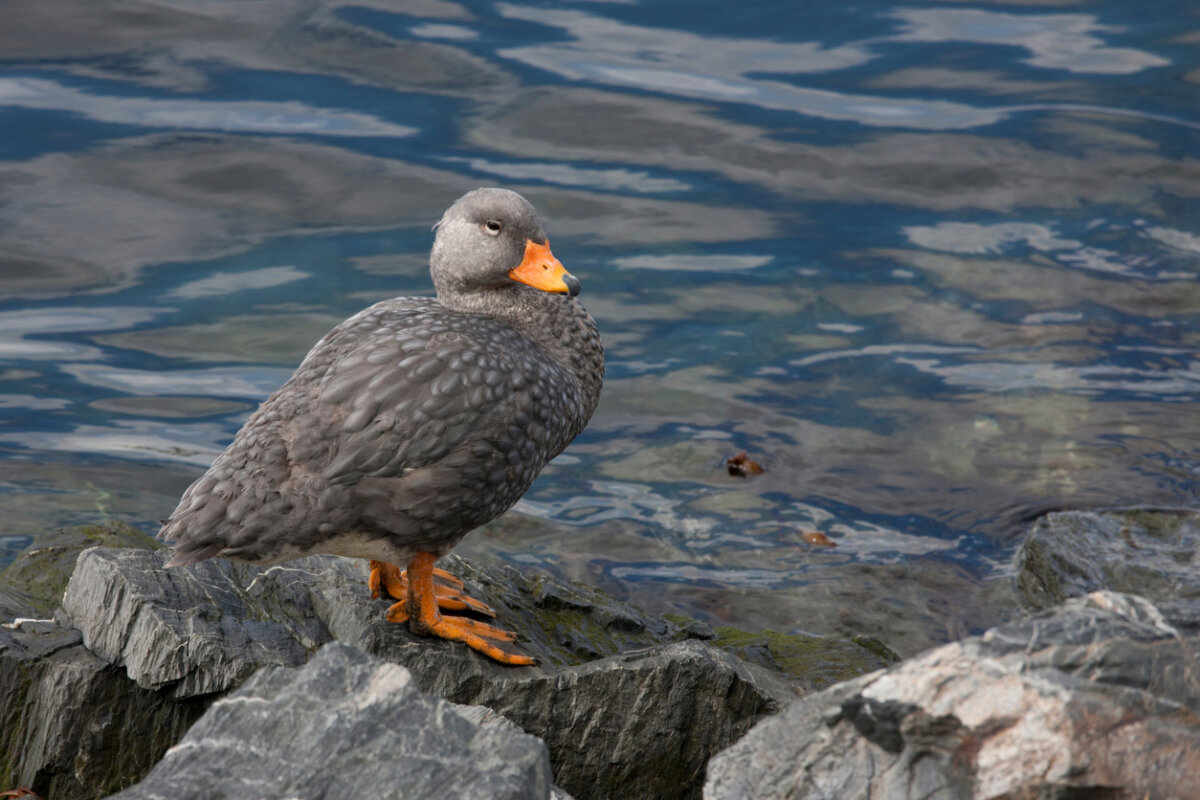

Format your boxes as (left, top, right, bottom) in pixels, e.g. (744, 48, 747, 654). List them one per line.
(378, 553, 536, 666)
(368, 559, 496, 618)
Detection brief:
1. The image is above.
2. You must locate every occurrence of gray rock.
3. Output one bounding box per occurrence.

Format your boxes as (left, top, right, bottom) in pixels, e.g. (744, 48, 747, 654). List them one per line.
(2, 523, 163, 617)
(58, 546, 853, 800)
(106, 641, 553, 800)
(463, 639, 790, 800)
(60, 548, 332, 697)
(425, 704, 579, 800)
(0, 618, 207, 799)
(1016, 508, 1200, 611)
(704, 591, 1200, 800)
(1, 526, 210, 799)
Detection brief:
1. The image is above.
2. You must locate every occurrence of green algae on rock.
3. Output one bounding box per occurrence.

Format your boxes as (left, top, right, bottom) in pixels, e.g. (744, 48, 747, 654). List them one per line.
(0, 521, 161, 616)
(711, 626, 899, 691)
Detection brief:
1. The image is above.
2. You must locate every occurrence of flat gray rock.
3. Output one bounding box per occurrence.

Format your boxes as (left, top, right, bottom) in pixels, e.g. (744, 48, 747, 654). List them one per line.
(704, 591, 1200, 800)
(106, 641, 553, 800)
(61, 548, 332, 697)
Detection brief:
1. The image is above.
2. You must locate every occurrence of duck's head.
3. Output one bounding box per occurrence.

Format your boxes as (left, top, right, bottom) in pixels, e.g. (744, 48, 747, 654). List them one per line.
(431, 187, 580, 301)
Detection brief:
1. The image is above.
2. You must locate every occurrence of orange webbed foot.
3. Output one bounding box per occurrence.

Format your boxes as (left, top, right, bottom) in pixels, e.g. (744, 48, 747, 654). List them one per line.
(368, 559, 496, 617)
(371, 555, 535, 667)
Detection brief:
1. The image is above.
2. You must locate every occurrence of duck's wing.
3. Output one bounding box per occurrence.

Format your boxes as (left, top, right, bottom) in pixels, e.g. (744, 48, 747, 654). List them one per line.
(311, 306, 560, 487)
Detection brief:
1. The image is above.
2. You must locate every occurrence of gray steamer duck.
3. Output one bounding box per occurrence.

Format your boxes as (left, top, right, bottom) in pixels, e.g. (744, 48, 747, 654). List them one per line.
(159, 188, 604, 665)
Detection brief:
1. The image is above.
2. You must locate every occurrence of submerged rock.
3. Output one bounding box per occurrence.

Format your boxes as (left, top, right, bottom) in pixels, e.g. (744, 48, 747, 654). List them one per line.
(3, 527, 893, 800)
(1015, 508, 1200, 634)
(107, 642, 554, 800)
(704, 591, 1200, 800)
(3, 523, 161, 616)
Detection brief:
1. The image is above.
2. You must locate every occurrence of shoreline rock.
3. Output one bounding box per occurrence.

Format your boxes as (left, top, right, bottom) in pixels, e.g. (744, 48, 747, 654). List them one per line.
(106, 642, 556, 800)
(14, 508, 1196, 800)
(2, 524, 893, 800)
(705, 507, 1200, 799)
(704, 590, 1200, 799)
(1015, 508, 1200, 641)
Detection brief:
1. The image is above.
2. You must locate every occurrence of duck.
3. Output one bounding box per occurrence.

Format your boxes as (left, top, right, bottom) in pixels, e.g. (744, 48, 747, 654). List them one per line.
(159, 187, 604, 666)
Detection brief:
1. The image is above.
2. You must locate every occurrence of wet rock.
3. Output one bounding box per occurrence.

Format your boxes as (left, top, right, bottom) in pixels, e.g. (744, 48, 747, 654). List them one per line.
(7, 533, 893, 800)
(0, 617, 208, 799)
(60, 548, 331, 698)
(56, 548, 813, 800)
(107, 642, 554, 800)
(704, 591, 1200, 800)
(1, 524, 208, 799)
(459, 639, 791, 800)
(1015, 508, 1200, 617)
(3, 523, 162, 616)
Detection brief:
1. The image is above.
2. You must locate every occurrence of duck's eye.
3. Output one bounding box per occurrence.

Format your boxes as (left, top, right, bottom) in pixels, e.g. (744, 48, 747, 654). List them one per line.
(483, 219, 503, 236)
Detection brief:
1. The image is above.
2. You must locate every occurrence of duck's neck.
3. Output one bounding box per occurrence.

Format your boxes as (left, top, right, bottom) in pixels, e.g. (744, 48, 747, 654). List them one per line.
(439, 285, 604, 406)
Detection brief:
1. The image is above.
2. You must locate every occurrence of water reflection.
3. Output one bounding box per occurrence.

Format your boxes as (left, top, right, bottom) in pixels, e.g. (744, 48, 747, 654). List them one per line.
(3, 420, 228, 467)
(497, 4, 1006, 129)
(62, 364, 289, 398)
(0, 307, 167, 359)
(0, 77, 418, 137)
(904, 220, 1200, 280)
(167, 266, 311, 299)
(440, 156, 692, 193)
(897, 356, 1200, 397)
(1, 0, 1198, 653)
(890, 8, 1170, 75)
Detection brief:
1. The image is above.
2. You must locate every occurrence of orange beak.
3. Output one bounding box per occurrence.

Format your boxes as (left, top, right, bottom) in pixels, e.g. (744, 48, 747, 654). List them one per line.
(508, 239, 580, 297)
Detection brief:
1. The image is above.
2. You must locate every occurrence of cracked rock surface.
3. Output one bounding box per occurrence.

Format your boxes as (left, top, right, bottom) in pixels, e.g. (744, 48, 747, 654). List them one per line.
(704, 591, 1200, 800)
(106, 641, 555, 800)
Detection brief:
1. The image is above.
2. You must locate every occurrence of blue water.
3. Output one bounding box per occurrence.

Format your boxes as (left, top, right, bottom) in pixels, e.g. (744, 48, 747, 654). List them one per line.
(2, 0, 1198, 652)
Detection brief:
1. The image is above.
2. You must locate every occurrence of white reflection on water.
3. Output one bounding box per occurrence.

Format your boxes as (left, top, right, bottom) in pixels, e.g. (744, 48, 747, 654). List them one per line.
(0, 395, 71, 410)
(517, 480, 716, 537)
(613, 254, 772, 272)
(167, 266, 310, 299)
(62, 363, 289, 399)
(1145, 226, 1200, 256)
(890, 8, 1170, 75)
(895, 357, 1200, 396)
(905, 221, 1078, 255)
(905, 220, 1200, 280)
(496, 4, 1005, 130)
(408, 23, 478, 42)
(823, 519, 963, 559)
(0, 77, 418, 137)
(0, 307, 167, 360)
(495, 4, 1179, 131)
(791, 344, 982, 369)
(1, 420, 226, 466)
(441, 156, 690, 193)
(441, 155, 691, 194)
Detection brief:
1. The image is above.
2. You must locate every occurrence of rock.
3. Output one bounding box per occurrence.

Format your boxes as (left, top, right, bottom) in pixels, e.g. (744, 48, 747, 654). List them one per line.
(106, 642, 554, 800)
(1015, 508, 1200, 654)
(0, 619, 208, 799)
(458, 639, 791, 800)
(707, 627, 898, 692)
(704, 591, 1200, 800)
(60, 548, 331, 698)
(3, 523, 161, 616)
(8, 534, 893, 800)
(1016, 509, 1200, 619)
(0, 526, 205, 799)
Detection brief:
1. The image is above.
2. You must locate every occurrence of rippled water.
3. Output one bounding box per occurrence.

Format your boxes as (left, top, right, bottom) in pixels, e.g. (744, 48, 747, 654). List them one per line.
(2, 0, 1198, 654)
